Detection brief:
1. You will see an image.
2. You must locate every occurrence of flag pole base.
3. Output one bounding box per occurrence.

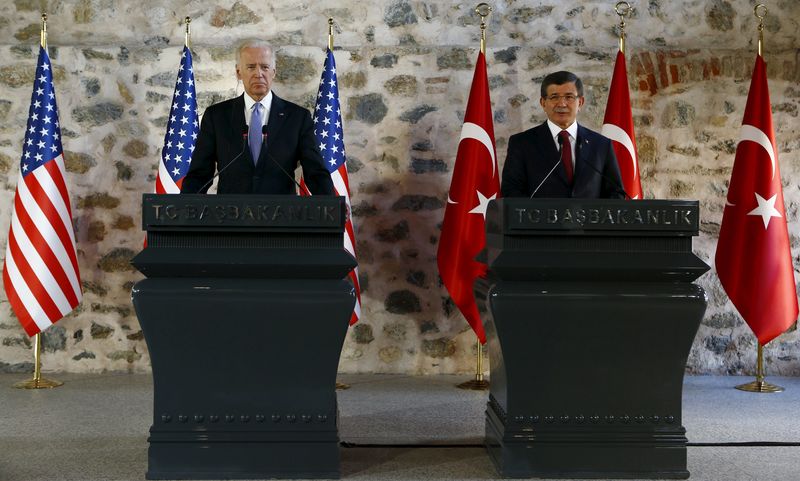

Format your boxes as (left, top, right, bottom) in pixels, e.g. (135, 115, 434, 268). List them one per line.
(735, 379, 784, 393)
(457, 378, 490, 390)
(457, 340, 489, 390)
(335, 381, 350, 390)
(13, 377, 63, 389)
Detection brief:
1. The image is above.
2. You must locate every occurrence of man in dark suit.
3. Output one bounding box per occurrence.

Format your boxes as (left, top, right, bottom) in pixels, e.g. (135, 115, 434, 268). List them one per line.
(501, 71, 625, 199)
(182, 40, 334, 195)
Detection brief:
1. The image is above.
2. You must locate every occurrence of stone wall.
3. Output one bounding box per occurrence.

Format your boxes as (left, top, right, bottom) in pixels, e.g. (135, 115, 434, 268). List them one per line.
(0, 0, 798, 375)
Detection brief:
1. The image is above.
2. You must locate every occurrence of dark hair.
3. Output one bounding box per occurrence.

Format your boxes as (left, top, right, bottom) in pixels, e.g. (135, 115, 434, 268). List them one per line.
(540, 71, 583, 98)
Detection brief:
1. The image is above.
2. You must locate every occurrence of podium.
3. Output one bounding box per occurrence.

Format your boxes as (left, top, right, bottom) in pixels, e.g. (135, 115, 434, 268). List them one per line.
(131, 194, 356, 480)
(481, 199, 709, 479)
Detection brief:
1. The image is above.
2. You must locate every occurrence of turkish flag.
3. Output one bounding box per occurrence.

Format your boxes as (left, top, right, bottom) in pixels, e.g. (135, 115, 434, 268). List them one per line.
(437, 52, 499, 344)
(715, 55, 798, 345)
(602, 50, 643, 199)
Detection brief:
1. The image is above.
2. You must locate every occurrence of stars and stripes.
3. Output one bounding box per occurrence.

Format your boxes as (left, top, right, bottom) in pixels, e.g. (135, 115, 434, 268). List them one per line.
(2, 47, 82, 336)
(155, 46, 198, 194)
(313, 49, 361, 325)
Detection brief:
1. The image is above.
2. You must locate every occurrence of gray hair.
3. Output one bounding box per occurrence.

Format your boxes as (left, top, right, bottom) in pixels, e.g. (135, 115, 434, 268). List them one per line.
(235, 39, 276, 70)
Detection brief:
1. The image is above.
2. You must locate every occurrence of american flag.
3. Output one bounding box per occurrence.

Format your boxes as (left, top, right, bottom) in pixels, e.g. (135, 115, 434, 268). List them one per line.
(2, 47, 82, 336)
(313, 49, 361, 325)
(155, 46, 198, 193)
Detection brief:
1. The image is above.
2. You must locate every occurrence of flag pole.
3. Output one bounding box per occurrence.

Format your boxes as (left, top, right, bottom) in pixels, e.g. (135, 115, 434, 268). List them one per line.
(327, 17, 334, 51)
(456, 2, 493, 392)
(614, 1, 631, 54)
(184, 16, 191, 50)
(325, 17, 351, 392)
(733, 4, 784, 394)
(13, 13, 64, 390)
(755, 3, 765, 57)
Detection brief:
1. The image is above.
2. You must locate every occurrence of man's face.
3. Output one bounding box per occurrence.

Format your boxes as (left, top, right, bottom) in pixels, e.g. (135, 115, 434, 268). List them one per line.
(539, 82, 585, 129)
(236, 46, 276, 101)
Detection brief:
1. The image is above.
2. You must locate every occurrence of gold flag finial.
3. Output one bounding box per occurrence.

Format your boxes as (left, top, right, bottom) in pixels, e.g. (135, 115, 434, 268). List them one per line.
(475, 3, 492, 54)
(754, 4, 767, 57)
(328, 17, 334, 51)
(40, 12, 47, 49)
(184, 16, 191, 49)
(614, 1, 631, 54)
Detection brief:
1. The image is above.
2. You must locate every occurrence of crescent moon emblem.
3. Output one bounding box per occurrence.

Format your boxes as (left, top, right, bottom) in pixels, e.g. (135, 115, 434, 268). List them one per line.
(739, 124, 776, 180)
(458, 122, 496, 177)
(601, 123, 638, 180)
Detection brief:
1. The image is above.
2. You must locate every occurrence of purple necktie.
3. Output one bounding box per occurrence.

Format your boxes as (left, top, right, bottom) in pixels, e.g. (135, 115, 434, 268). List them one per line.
(249, 102, 263, 164)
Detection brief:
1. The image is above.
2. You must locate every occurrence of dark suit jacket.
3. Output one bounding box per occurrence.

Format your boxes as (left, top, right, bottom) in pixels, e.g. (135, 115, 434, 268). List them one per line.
(500, 122, 626, 199)
(182, 93, 334, 195)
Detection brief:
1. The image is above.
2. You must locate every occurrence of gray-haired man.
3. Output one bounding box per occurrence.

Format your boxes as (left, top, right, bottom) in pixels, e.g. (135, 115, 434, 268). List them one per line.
(183, 40, 333, 195)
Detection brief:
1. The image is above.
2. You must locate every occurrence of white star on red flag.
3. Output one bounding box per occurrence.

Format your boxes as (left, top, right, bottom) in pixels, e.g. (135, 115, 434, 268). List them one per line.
(747, 193, 782, 229)
(437, 52, 499, 344)
(468, 190, 497, 219)
(715, 54, 798, 345)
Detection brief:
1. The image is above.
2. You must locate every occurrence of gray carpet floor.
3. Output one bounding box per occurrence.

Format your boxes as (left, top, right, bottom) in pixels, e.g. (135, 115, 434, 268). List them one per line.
(1, 373, 798, 480)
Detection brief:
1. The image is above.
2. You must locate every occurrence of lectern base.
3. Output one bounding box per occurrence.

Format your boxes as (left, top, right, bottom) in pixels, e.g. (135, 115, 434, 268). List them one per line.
(133, 277, 354, 480)
(483, 281, 705, 479)
(146, 438, 339, 480)
(486, 402, 689, 479)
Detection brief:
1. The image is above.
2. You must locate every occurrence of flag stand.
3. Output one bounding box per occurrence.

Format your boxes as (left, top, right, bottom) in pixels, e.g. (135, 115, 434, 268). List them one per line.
(12, 13, 63, 390)
(735, 343, 783, 393)
(731, 4, 786, 394)
(13, 333, 63, 389)
(454, 3, 493, 392)
(325, 16, 351, 393)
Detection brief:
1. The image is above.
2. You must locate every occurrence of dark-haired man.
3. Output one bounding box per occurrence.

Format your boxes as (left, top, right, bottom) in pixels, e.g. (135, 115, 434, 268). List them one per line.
(182, 40, 333, 195)
(500, 71, 625, 198)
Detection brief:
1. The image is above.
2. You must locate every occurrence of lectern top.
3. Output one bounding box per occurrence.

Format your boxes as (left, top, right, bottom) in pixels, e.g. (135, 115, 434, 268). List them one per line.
(141, 194, 346, 233)
(488, 198, 700, 236)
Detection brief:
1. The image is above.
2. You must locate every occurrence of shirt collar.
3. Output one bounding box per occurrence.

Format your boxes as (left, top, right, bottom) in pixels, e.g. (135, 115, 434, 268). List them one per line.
(244, 91, 273, 111)
(546, 119, 578, 140)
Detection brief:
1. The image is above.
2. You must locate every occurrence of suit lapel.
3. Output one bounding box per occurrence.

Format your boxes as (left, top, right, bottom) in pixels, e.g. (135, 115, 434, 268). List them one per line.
(263, 93, 286, 163)
(575, 124, 590, 183)
(229, 94, 251, 165)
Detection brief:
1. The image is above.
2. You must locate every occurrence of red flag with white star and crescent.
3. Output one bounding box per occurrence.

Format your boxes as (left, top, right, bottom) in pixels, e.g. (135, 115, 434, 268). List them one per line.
(437, 52, 499, 344)
(715, 55, 798, 345)
(602, 49, 643, 199)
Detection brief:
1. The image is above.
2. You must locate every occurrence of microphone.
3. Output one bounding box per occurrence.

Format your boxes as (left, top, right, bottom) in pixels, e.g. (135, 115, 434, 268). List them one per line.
(196, 126, 249, 193)
(531, 134, 565, 198)
(261, 128, 312, 196)
(575, 139, 631, 200)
